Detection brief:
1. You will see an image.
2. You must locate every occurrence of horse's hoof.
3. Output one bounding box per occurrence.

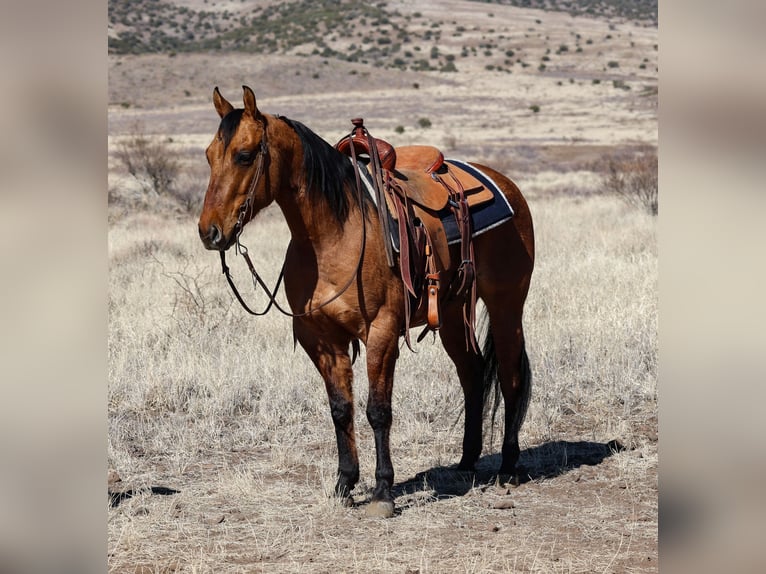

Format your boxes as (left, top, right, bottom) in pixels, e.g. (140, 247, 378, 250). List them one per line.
(365, 500, 395, 518)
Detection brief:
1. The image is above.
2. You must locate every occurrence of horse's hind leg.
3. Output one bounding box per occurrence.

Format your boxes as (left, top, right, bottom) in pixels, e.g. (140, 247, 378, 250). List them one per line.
(438, 303, 485, 471)
(481, 305, 531, 475)
(293, 320, 359, 504)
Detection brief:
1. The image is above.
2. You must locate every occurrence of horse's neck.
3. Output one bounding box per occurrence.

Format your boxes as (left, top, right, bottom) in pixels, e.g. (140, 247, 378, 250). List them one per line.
(277, 192, 355, 255)
(270, 121, 355, 254)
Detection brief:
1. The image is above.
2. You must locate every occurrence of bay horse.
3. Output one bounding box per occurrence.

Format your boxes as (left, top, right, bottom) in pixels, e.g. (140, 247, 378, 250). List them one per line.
(198, 86, 534, 517)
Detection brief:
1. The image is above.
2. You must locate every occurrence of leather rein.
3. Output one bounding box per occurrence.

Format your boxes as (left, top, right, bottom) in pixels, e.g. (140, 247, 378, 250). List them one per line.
(219, 123, 368, 318)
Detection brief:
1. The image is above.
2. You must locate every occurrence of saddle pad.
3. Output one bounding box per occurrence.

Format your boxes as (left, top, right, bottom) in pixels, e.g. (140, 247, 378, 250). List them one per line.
(352, 158, 514, 251)
(440, 160, 514, 245)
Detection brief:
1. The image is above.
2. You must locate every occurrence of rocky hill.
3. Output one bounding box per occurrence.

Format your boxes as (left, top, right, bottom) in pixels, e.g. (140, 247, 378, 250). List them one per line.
(108, 0, 657, 71)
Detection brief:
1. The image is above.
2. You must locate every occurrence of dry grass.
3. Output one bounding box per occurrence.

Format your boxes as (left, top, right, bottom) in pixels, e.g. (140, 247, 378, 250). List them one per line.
(108, 190, 656, 573)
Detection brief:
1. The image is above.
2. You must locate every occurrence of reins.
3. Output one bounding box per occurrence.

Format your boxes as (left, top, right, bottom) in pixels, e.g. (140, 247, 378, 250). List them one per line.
(219, 122, 368, 318)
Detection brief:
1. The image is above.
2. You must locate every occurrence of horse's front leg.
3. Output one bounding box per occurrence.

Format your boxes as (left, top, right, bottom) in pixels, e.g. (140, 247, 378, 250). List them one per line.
(364, 316, 400, 518)
(293, 320, 359, 505)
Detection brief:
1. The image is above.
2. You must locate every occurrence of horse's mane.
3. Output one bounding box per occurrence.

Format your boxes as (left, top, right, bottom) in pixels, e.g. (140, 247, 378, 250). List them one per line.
(218, 110, 361, 223)
(279, 116, 358, 223)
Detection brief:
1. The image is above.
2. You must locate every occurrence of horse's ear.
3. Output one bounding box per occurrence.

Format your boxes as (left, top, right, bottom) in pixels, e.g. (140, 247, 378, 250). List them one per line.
(242, 85, 261, 119)
(213, 87, 234, 119)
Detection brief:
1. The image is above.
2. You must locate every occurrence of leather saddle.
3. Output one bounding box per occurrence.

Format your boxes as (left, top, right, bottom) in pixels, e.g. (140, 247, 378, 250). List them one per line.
(335, 121, 492, 213)
(392, 145, 493, 211)
(335, 119, 490, 350)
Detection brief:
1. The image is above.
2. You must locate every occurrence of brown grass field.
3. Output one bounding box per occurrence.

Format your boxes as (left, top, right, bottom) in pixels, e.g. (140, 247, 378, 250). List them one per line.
(108, 2, 657, 572)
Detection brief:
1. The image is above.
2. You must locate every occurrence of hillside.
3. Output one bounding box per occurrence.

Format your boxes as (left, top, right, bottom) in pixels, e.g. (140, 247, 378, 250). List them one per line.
(108, 0, 657, 65)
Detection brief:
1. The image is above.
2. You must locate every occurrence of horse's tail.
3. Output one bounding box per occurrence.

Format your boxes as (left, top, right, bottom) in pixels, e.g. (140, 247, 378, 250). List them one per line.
(479, 314, 532, 445)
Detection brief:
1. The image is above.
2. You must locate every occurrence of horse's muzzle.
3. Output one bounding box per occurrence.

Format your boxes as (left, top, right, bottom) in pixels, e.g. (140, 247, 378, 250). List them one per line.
(199, 223, 226, 251)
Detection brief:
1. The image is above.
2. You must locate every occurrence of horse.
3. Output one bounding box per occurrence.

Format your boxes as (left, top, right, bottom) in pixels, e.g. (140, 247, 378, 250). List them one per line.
(198, 86, 535, 518)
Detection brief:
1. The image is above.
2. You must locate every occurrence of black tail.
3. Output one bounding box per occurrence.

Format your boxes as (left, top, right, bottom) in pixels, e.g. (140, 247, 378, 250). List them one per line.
(479, 314, 532, 446)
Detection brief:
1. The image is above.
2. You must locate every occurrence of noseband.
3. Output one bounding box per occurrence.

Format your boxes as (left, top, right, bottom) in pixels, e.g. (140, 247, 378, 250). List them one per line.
(219, 122, 369, 319)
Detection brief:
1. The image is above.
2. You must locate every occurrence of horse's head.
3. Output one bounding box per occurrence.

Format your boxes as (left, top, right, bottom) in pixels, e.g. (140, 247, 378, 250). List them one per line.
(198, 86, 271, 251)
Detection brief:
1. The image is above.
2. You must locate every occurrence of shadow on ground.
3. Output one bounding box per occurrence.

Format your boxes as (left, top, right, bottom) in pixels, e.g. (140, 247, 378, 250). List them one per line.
(391, 439, 625, 509)
(109, 485, 180, 508)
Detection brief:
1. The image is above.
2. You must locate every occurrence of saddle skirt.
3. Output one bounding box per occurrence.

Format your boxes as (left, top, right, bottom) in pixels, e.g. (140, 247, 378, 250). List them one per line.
(391, 145, 493, 211)
(355, 147, 514, 270)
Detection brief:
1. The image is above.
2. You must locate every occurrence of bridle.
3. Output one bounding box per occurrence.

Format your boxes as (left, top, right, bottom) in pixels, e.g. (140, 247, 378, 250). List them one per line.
(219, 121, 369, 318)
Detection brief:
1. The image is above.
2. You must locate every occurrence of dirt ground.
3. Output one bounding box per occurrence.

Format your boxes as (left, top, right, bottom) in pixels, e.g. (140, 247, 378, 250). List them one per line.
(108, 2, 657, 572)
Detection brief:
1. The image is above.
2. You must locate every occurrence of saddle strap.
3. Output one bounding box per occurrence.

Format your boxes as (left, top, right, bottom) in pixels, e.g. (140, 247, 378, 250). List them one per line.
(434, 168, 480, 353)
(340, 121, 396, 268)
(425, 238, 441, 331)
(385, 178, 433, 350)
(387, 177, 417, 297)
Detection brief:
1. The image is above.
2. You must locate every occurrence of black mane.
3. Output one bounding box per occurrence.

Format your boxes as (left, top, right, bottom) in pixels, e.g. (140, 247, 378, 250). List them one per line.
(280, 116, 359, 223)
(217, 111, 364, 223)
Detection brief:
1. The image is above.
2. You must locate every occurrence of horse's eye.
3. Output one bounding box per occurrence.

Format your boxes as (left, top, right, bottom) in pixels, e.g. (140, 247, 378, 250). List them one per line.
(235, 150, 254, 166)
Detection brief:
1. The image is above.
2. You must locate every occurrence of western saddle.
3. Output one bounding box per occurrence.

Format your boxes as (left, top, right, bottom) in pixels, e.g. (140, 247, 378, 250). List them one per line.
(335, 118, 493, 351)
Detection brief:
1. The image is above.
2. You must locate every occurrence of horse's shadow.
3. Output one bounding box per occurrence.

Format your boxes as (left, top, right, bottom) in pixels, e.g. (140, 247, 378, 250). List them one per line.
(391, 439, 625, 509)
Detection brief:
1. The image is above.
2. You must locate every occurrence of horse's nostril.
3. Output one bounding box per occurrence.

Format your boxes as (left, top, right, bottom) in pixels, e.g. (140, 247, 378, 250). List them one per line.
(199, 223, 223, 248)
(209, 224, 222, 245)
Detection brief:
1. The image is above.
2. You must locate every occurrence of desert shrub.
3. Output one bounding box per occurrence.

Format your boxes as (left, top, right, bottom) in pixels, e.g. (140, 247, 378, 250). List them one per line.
(113, 123, 207, 215)
(600, 146, 658, 215)
(440, 61, 458, 72)
(417, 117, 432, 129)
(115, 124, 179, 197)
